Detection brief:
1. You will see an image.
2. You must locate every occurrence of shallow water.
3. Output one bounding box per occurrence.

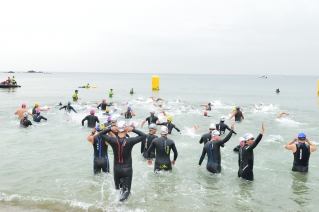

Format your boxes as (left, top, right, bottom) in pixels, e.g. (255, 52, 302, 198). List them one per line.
(1, 72, 319, 211)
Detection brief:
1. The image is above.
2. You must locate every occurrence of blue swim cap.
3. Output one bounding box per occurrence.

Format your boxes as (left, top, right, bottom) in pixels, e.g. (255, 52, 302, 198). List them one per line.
(68, 101, 71, 104)
(208, 102, 211, 105)
(298, 132, 306, 140)
(127, 106, 131, 110)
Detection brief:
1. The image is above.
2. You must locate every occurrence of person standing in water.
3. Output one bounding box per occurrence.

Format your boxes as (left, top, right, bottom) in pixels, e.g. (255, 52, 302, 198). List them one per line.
(199, 124, 216, 145)
(87, 124, 110, 174)
(82, 109, 99, 128)
(156, 116, 181, 134)
(123, 106, 136, 119)
(72, 90, 79, 101)
(147, 126, 178, 172)
(99, 121, 146, 201)
(285, 132, 316, 173)
(32, 102, 50, 115)
(130, 88, 134, 94)
(15, 103, 33, 119)
(229, 106, 244, 122)
(198, 123, 235, 173)
(140, 110, 161, 127)
(238, 122, 265, 181)
(20, 112, 33, 127)
(59, 101, 77, 113)
(33, 109, 47, 122)
(109, 89, 114, 98)
(216, 116, 234, 135)
(97, 98, 113, 110)
(141, 123, 158, 159)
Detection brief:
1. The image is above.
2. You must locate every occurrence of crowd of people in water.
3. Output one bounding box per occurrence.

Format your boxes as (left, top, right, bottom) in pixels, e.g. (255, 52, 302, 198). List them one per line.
(12, 88, 316, 202)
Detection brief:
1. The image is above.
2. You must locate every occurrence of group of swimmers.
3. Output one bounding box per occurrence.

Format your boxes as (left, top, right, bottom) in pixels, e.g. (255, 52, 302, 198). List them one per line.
(1, 76, 17, 85)
(13, 88, 316, 202)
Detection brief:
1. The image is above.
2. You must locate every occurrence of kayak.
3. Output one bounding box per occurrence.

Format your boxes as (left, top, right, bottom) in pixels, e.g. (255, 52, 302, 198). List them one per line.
(0, 84, 21, 88)
(78, 86, 97, 88)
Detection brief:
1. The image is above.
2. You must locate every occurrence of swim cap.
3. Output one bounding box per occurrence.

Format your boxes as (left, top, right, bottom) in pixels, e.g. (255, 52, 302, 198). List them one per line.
(117, 120, 127, 132)
(167, 116, 172, 122)
(127, 106, 131, 110)
(105, 108, 109, 112)
(36, 109, 41, 114)
(22, 103, 26, 107)
(208, 102, 211, 105)
(107, 116, 111, 121)
(244, 133, 254, 141)
(129, 121, 136, 127)
(23, 112, 28, 117)
(111, 116, 117, 123)
(160, 126, 168, 135)
(102, 98, 106, 102)
(211, 130, 220, 137)
(96, 123, 104, 132)
(204, 111, 207, 116)
(159, 103, 163, 107)
(90, 109, 95, 115)
(220, 116, 225, 122)
(150, 110, 155, 114)
(209, 124, 216, 130)
(149, 123, 157, 130)
(239, 137, 245, 146)
(298, 132, 306, 140)
(68, 101, 71, 105)
(34, 102, 39, 106)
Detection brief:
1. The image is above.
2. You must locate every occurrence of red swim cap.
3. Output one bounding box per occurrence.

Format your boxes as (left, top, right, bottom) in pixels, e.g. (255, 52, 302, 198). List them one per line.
(204, 111, 207, 116)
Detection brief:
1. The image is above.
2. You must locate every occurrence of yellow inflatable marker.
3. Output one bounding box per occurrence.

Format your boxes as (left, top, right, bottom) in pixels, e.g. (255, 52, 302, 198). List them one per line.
(317, 79, 319, 97)
(152, 76, 160, 91)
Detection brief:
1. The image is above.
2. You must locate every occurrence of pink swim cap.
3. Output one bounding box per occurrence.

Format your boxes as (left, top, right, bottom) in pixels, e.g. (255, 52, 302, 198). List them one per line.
(22, 103, 26, 107)
(107, 116, 111, 121)
(102, 98, 106, 102)
(90, 109, 95, 114)
(36, 109, 41, 114)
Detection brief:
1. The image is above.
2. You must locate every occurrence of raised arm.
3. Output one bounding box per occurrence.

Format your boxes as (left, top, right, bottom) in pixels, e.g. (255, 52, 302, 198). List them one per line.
(249, 122, 265, 150)
(128, 128, 147, 145)
(216, 122, 235, 145)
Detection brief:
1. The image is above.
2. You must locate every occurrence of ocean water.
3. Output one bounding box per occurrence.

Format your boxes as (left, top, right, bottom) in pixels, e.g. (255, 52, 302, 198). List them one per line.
(0, 72, 319, 211)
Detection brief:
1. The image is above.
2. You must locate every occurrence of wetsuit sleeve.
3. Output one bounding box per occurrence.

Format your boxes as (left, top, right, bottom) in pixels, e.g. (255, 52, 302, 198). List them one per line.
(216, 130, 234, 145)
(173, 124, 180, 132)
(59, 106, 66, 110)
(97, 103, 101, 109)
(106, 103, 112, 106)
(96, 116, 99, 123)
(71, 106, 77, 113)
(82, 116, 88, 126)
(156, 123, 164, 126)
(199, 135, 204, 144)
(40, 116, 47, 121)
(99, 128, 111, 135)
(198, 146, 206, 165)
(147, 140, 155, 159)
(129, 129, 147, 145)
(249, 134, 263, 150)
(171, 143, 178, 160)
(141, 138, 145, 154)
(99, 130, 117, 145)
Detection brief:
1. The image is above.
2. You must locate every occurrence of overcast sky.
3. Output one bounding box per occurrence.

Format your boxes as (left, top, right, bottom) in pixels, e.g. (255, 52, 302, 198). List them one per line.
(0, 0, 318, 75)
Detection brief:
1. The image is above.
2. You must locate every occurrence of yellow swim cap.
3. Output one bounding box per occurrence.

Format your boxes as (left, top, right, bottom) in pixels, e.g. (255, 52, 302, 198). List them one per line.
(105, 108, 109, 112)
(35, 102, 39, 106)
(167, 116, 172, 122)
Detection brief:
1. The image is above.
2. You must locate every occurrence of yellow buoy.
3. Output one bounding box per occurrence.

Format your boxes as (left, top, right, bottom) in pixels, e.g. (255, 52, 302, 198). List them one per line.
(318, 79, 319, 97)
(152, 76, 160, 91)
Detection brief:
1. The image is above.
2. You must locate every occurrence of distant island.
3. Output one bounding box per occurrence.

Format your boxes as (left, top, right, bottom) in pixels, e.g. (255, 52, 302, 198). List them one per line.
(27, 70, 43, 73)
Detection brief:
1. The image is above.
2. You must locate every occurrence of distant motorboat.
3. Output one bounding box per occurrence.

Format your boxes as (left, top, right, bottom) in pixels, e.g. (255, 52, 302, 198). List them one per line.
(259, 75, 267, 78)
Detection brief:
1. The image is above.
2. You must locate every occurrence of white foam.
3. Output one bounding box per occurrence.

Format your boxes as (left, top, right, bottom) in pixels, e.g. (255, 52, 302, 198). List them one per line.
(264, 135, 284, 143)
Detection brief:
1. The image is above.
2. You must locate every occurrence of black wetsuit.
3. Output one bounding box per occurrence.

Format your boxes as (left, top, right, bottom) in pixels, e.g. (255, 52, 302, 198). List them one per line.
(235, 109, 243, 122)
(199, 132, 211, 145)
(141, 133, 158, 159)
(20, 118, 32, 127)
(198, 130, 234, 173)
(124, 110, 133, 119)
(82, 115, 99, 128)
(103, 112, 110, 116)
(145, 115, 159, 125)
(216, 122, 232, 135)
(104, 121, 112, 128)
(93, 135, 109, 174)
(292, 143, 310, 173)
(33, 114, 47, 122)
(157, 122, 180, 134)
(32, 107, 38, 115)
(207, 104, 212, 111)
(99, 128, 146, 201)
(238, 134, 263, 181)
(147, 136, 178, 171)
(59, 105, 77, 113)
(97, 102, 112, 110)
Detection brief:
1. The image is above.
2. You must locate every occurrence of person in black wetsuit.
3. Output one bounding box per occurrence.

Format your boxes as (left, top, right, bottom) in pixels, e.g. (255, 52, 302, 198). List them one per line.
(200, 102, 212, 111)
(20, 112, 33, 127)
(233, 137, 245, 152)
(140, 110, 161, 127)
(87, 124, 110, 174)
(216, 116, 233, 135)
(199, 124, 216, 146)
(229, 106, 244, 122)
(59, 101, 77, 113)
(141, 124, 158, 159)
(147, 126, 178, 172)
(198, 123, 235, 173)
(238, 123, 265, 181)
(99, 121, 146, 202)
(156, 116, 181, 134)
(285, 132, 316, 173)
(32, 102, 50, 115)
(123, 106, 135, 119)
(82, 109, 99, 128)
(104, 116, 112, 127)
(103, 108, 111, 116)
(33, 109, 47, 123)
(97, 98, 113, 110)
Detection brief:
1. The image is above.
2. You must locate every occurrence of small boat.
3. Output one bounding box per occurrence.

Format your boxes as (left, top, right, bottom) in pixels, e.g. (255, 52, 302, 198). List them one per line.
(0, 83, 21, 88)
(259, 75, 267, 78)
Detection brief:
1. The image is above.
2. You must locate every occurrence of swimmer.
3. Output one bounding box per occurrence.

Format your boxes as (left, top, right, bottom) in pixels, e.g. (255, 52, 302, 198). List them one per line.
(141, 124, 158, 159)
(199, 124, 216, 145)
(229, 106, 244, 122)
(14, 103, 33, 119)
(277, 112, 289, 119)
(156, 116, 181, 134)
(85, 83, 90, 88)
(285, 132, 316, 173)
(97, 99, 113, 110)
(33, 109, 47, 122)
(238, 122, 265, 181)
(20, 112, 33, 127)
(153, 102, 163, 107)
(123, 106, 136, 119)
(150, 96, 164, 102)
(203, 111, 210, 117)
(216, 116, 236, 135)
(103, 116, 112, 128)
(82, 109, 100, 128)
(198, 123, 235, 174)
(72, 90, 80, 101)
(103, 108, 111, 116)
(99, 121, 147, 201)
(276, 88, 280, 93)
(60, 101, 77, 113)
(87, 125, 110, 174)
(255, 102, 263, 109)
(194, 125, 200, 131)
(200, 102, 212, 111)
(109, 89, 114, 98)
(130, 88, 134, 94)
(147, 126, 178, 172)
(141, 110, 161, 127)
(32, 102, 50, 114)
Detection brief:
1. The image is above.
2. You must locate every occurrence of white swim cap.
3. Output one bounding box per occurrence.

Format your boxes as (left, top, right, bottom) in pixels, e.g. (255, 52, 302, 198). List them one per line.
(244, 133, 254, 141)
(209, 124, 216, 130)
(23, 112, 28, 117)
(220, 116, 225, 122)
(111, 116, 117, 123)
(149, 123, 157, 130)
(160, 126, 168, 135)
(150, 110, 155, 114)
(117, 120, 127, 132)
(211, 130, 220, 137)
